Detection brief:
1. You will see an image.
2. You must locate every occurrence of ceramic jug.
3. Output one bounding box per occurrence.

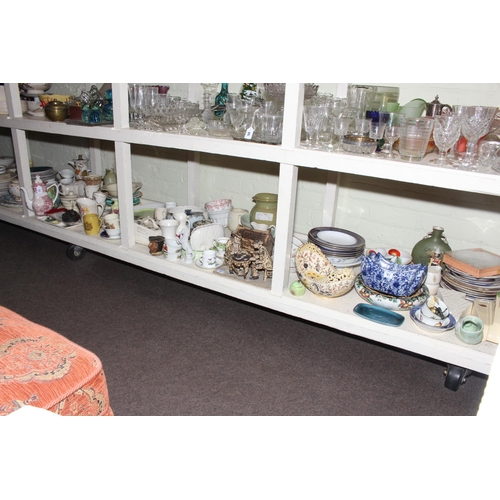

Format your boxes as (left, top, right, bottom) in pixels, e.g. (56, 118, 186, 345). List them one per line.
(76, 197, 105, 218)
(411, 226, 452, 269)
(19, 175, 58, 216)
(68, 154, 90, 180)
(228, 208, 249, 232)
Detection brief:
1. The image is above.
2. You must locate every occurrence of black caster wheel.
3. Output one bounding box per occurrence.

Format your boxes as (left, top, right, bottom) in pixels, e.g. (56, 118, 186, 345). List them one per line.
(66, 244, 86, 261)
(444, 365, 472, 391)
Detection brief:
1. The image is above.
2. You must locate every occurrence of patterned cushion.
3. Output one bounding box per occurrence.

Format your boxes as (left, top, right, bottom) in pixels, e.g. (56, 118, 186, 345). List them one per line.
(0, 306, 113, 416)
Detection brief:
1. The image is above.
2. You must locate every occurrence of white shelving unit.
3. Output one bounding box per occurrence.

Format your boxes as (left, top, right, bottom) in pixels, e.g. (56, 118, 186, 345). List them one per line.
(1, 83, 498, 382)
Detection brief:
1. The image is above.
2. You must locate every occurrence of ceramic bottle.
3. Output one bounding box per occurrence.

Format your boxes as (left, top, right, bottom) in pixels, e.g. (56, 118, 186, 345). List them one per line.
(411, 226, 452, 269)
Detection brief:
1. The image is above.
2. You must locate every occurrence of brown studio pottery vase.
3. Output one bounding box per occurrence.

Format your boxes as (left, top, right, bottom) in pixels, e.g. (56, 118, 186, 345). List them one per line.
(411, 226, 452, 269)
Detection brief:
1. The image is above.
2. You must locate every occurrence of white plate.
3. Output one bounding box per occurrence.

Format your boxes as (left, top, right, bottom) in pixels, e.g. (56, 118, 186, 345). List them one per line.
(195, 257, 223, 270)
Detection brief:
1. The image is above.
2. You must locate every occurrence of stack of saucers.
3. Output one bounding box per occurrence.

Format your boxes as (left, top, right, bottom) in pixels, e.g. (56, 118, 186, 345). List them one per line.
(308, 226, 365, 267)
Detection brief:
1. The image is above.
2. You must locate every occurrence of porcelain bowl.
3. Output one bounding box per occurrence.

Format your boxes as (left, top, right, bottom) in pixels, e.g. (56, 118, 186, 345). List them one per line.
(361, 252, 427, 297)
(104, 182, 142, 198)
(19, 83, 52, 93)
(60, 194, 79, 210)
(421, 296, 449, 322)
(295, 242, 356, 298)
(205, 198, 232, 212)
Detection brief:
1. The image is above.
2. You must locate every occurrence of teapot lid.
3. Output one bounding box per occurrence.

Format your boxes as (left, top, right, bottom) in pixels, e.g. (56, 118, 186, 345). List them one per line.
(429, 95, 442, 106)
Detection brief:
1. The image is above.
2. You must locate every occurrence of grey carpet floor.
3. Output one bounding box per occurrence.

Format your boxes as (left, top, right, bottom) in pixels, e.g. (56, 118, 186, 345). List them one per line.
(0, 220, 488, 415)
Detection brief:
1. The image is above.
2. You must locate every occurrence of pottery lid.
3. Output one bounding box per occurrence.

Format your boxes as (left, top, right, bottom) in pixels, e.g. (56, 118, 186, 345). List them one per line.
(253, 193, 278, 202)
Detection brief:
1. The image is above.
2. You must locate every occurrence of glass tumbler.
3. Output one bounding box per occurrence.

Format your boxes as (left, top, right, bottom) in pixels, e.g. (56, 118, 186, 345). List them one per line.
(399, 117, 435, 162)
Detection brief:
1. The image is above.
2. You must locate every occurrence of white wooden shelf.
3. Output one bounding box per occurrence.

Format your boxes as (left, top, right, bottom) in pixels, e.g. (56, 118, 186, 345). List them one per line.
(1, 82, 498, 380)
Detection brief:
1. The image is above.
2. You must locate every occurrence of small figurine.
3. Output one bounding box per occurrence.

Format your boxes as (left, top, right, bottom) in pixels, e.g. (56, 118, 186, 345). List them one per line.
(176, 224, 194, 264)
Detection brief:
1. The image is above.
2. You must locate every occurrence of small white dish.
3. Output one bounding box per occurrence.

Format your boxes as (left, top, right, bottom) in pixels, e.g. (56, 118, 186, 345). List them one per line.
(195, 257, 223, 270)
(100, 231, 120, 240)
(366, 247, 412, 265)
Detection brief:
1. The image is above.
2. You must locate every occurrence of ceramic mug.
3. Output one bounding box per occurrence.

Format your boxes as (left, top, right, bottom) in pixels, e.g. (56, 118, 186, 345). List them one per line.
(201, 249, 217, 268)
(103, 213, 120, 230)
(455, 315, 484, 345)
(83, 213, 103, 236)
(85, 184, 100, 199)
(213, 237, 229, 257)
(148, 236, 165, 256)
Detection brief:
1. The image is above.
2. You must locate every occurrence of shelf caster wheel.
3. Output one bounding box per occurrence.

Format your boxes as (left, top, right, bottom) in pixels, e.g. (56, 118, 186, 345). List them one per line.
(444, 365, 472, 391)
(66, 244, 86, 261)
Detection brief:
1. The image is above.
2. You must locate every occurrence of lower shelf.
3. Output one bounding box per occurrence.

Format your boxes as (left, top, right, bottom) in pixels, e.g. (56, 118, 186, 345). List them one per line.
(1, 206, 496, 376)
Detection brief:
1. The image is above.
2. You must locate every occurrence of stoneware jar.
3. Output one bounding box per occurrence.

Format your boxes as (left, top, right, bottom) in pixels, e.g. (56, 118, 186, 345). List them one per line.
(249, 193, 278, 227)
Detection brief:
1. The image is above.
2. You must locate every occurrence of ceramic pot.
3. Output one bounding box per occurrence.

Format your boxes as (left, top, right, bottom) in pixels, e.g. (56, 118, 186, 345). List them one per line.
(250, 193, 278, 227)
(411, 226, 452, 269)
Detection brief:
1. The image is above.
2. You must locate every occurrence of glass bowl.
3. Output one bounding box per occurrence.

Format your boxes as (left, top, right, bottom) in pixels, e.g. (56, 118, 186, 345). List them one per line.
(341, 135, 377, 154)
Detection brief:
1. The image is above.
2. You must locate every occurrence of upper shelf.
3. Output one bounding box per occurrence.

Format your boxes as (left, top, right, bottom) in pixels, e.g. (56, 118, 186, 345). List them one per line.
(2, 82, 500, 197)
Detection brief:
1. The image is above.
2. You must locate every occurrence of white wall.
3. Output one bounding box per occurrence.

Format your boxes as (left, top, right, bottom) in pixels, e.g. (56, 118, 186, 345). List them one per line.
(1, 83, 499, 256)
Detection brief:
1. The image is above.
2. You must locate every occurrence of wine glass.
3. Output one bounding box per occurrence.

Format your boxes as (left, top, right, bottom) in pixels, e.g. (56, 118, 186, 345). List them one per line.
(368, 120, 386, 156)
(460, 106, 498, 170)
(384, 124, 400, 158)
(324, 98, 347, 150)
(430, 114, 463, 165)
(303, 104, 328, 149)
(333, 117, 352, 152)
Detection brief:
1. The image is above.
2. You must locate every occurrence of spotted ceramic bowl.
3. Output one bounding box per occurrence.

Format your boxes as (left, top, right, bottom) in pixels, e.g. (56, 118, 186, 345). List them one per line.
(361, 252, 427, 297)
(295, 242, 356, 298)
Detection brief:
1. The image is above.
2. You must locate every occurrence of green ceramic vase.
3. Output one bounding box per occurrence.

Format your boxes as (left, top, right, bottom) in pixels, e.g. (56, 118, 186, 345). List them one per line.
(411, 226, 451, 269)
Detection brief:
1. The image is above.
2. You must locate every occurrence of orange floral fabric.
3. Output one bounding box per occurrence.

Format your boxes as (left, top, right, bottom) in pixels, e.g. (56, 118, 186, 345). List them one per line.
(0, 306, 113, 416)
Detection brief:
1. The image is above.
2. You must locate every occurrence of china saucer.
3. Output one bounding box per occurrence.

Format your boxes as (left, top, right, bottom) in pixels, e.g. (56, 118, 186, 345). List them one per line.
(409, 305, 456, 333)
(195, 257, 223, 270)
(100, 231, 121, 240)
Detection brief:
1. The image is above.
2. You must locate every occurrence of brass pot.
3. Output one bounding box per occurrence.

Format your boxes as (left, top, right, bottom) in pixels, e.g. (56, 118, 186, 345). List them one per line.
(44, 100, 69, 122)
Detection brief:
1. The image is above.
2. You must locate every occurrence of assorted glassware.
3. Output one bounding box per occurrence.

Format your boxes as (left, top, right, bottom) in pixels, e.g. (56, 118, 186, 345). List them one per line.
(125, 84, 500, 173)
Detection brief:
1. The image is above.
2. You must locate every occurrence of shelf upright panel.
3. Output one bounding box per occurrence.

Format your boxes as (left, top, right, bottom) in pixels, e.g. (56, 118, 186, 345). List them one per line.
(111, 83, 135, 249)
(5, 83, 32, 218)
(270, 83, 303, 296)
(271, 163, 299, 296)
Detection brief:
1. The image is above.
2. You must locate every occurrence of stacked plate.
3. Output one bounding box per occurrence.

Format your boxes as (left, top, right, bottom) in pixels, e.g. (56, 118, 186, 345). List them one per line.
(30, 166, 56, 183)
(308, 226, 365, 267)
(441, 265, 500, 301)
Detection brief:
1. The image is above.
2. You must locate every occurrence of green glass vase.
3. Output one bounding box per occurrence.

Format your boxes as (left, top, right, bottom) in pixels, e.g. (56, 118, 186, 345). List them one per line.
(411, 226, 452, 269)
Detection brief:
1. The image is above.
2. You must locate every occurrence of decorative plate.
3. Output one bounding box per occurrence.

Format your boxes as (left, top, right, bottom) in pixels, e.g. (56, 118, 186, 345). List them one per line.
(354, 274, 429, 311)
